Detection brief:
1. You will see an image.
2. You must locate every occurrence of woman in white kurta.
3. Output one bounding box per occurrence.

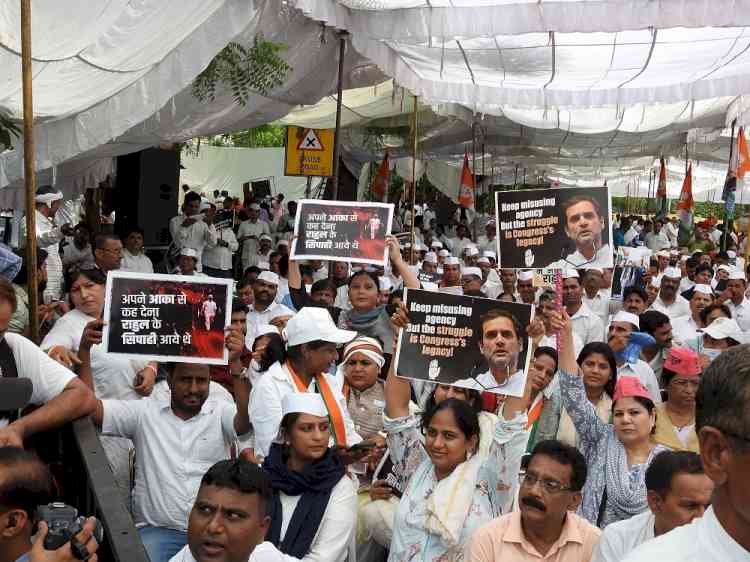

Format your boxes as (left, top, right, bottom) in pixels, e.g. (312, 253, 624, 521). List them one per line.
(40, 267, 157, 504)
(383, 304, 528, 561)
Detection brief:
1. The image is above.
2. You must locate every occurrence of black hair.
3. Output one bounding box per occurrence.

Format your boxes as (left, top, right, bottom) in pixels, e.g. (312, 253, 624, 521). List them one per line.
(253, 332, 285, 372)
(311, 278, 337, 296)
(237, 278, 253, 291)
(64, 267, 107, 295)
(527, 440, 588, 492)
(348, 269, 379, 289)
(93, 233, 121, 251)
(74, 222, 91, 234)
(425, 385, 483, 415)
(122, 225, 145, 238)
(278, 254, 289, 278)
(285, 339, 333, 363)
(561, 195, 603, 221)
(533, 346, 559, 371)
(184, 191, 201, 204)
(0, 447, 53, 517)
(694, 263, 713, 278)
(421, 398, 480, 441)
(639, 310, 670, 336)
(200, 459, 273, 517)
(13, 247, 48, 285)
(699, 303, 731, 325)
(696, 344, 750, 448)
(478, 309, 524, 343)
(243, 266, 262, 278)
(538, 290, 557, 304)
(577, 342, 617, 397)
(645, 451, 704, 496)
(231, 298, 249, 315)
(623, 286, 649, 304)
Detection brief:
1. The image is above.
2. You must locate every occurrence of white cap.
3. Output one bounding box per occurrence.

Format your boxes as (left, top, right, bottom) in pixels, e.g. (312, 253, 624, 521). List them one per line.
(477, 257, 490, 265)
(650, 275, 662, 288)
(431, 241, 443, 249)
(281, 393, 328, 418)
(483, 251, 496, 259)
(729, 269, 746, 281)
(612, 310, 640, 329)
(424, 252, 438, 264)
(379, 277, 393, 291)
(257, 271, 279, 285)
(252, 324, 279, 347)
(701, 317, 745, 343)
(461, 267, 482, 278)
(278, 239, 289, 247)
(421, 281, 439, 291)
(284, 307, 356, 346)
(402, 242, 412, 249)
(670, 249, 680, 256)
(200, 201, 212, 212)
(727, 250, 737, 259)
(180, 247, 198, 258)
(249, 203, 261, 210)
(465, 246, 479, 256)
(718, 264, 733, 273)
(415, 243, 427, 252)
(260, 234, 273, 242)
(663, 267, 682, 279)
(562, 269, 579, 279)
(444, 256, 460, 265)
(680, 255, 689, 262)
(656, 250, 670, 258)
(438, 249, 450, 257)
(585, 267, 604, 275)
(518, 270, 535, 281)
(257, 261, 270, 271)
(692, 284, 713, 295)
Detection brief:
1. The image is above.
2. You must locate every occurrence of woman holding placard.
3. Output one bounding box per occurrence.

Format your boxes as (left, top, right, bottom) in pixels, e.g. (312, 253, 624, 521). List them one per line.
(381, 304, 528, 560)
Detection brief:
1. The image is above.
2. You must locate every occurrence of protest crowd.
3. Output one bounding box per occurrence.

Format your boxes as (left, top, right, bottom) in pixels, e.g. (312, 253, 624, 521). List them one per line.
(2, 181, 750, 562)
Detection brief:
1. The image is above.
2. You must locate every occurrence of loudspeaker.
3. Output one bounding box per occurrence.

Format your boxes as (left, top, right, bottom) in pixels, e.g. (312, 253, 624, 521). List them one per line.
(115, 148, 180, 247)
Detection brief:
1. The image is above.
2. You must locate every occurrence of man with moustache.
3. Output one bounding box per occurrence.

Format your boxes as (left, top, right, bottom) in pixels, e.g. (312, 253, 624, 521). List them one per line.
(245, 271, 293, 348)
(466, 440, 601, 561)
(549, 195, 612, 269)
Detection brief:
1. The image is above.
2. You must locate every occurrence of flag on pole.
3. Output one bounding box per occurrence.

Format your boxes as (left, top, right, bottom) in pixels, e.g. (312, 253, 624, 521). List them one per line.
(656, 157, 668, 218)
(722, 126, 750, 219)
(677, 163, 694, 245)
(370, 151, 390, 202)
(458, 152, 475, 209)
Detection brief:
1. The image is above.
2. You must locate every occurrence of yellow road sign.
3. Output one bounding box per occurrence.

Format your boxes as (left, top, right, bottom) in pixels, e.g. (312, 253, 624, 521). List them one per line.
(284, 126, 335, 177)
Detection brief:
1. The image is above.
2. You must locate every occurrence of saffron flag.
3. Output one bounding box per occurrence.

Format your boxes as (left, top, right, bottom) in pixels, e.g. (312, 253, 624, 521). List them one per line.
(371, 151, 390, 202)
(677, 163, 694, 231)
(458, 152, 475, 209)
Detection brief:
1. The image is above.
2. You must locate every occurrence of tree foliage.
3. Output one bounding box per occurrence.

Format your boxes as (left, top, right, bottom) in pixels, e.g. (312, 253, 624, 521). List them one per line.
(0, 107, 21, 151)
(209, 124, 286, 148)
(192, 36, 292, 106)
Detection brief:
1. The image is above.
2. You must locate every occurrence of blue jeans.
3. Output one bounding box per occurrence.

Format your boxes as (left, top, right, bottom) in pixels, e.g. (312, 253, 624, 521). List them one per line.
(138, 526, 187, 562)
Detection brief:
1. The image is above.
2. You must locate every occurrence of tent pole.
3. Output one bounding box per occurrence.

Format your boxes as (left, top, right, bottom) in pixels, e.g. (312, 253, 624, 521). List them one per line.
(722, 121, 736, 252)
(305, 176, 312, 199)
(472, 121, 477, 241)
(331, 33, 347, 200)
(410, 95, 419, 265)
(21, 0, 39, 343)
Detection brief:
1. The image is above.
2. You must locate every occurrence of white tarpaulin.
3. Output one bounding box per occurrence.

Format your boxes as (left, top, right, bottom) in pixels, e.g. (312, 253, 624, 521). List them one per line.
(179, 145, 309, 201)
(0, 0, 385, 202)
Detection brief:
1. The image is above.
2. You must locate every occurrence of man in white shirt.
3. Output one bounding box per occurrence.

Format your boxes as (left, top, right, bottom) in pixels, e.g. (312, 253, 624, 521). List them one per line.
(623, 344, 750, 562)
(476, 220, 497, 255)
(645, 220, 671, 252)
(202, 295, 218, 331)
(0, 276, 96, 447)
(453, 309, 527, 397)
(91, 361, 251, 562)
(671, 285, 713, 345)
(593, 450, 713, 562)
(665, 217, 679, 248)
(562, 270, 605, 345)
(22, 186, 74, 302)
(237, 204, 271, 274)
(120, 226, 154, 273)
(607, 311, 662, 403)
(249, 307, 362, 457)
(61, 222, 95, 273)
(177, 248, 207, 277)
(170, 192, 218, 272)
(168, 458, 286, 562)
(245, 271, 294, 348)
(537, 290, 584, 356)
(516, 270, 539, 305)
(639, 310, 673, 384)
(719, 269, 750, 331)
(650, 267, 691, 317)
(201, 204, 238, 279)
(550, 195, 612, 268)
(582, 268, 610, 328)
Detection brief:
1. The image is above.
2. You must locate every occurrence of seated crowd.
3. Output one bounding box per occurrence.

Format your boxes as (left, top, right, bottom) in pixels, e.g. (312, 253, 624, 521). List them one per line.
(1, 188, 749, 562)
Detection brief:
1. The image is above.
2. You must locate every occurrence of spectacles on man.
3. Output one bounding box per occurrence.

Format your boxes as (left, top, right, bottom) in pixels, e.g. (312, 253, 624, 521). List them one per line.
(518, 472, 573, 494)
